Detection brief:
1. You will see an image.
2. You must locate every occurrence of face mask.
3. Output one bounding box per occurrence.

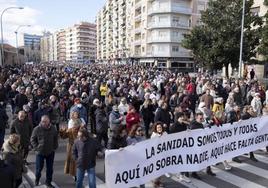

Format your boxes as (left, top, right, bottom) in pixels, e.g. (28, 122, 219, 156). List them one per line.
(77, 104, 82, 108)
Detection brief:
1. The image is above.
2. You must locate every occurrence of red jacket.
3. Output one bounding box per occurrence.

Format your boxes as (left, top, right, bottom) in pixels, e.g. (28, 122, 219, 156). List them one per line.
(126, 112, 140, 131)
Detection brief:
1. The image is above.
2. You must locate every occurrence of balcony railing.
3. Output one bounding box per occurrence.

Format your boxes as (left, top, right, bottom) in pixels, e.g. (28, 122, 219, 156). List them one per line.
(148, 21, 191, 29)
(148, 6, 192, 15)
(147, 36, 183, 43)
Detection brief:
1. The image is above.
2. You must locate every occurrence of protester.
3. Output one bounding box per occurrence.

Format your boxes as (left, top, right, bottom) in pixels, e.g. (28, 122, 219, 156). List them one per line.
(0, 102, 8, 149)
(60, 121, 81, 181)
(126, 105, 141, 132)
(68, 111, 86, 129)
(95, 103, 109, 147)
(151, 122, 167, 187)
(0, 153, 16, 188)
(108, 105, 123, 137)
(70, 98, 88, 126)
(169, 112, 191, 183)
(72, 128, 103, 188)
(189, 111, 216, 179)
(10, 111, 32, 165)
(2, 134, 24, 188)
(31, 115, 58, 187)
(107, 125, 128, 149)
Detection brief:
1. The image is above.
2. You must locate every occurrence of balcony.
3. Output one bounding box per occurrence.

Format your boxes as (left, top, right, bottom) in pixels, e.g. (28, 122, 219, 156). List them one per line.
(147, 36, 183, 43)
(135, 0, 142, 9)
(148, 22, 191, 30)
(148, 6, 192, 16)
(135, 27, 141, 34)
(135, 15, 141, 21)
(134, 39, 141, 46)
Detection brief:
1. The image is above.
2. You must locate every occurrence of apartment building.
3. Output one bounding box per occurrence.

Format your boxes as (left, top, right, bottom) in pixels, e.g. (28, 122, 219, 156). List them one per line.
(19, 33, 42, 63)
(65, 22, 97, 63)
(40, 22, 97, 63)
(56, 29, 66, 62)
(40, 32, 57, 63)
(97, 0, 208, 71)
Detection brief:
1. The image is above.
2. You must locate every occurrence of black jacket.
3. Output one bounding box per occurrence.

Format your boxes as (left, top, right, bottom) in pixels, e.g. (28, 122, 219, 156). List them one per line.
(107, 136, 127, 150)
(189, 120, 204, 130)
(95, 108, 108, 133)
(0, 107, 8, 130)
(10, 118, 32, 147)
(154, 108, 171, 127)
(0, 160, 15, 188)
(170, 122, 188, 133)
(72, 137, 102, 170)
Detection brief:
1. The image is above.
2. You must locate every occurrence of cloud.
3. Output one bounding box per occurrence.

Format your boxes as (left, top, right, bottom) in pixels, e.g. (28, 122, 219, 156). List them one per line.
(0, 0, 47, 46)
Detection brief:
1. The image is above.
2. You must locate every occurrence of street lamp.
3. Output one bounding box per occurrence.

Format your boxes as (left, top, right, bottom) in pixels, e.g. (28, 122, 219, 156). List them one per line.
(15, 24, 30, 64)
(238, 0, 246, 78)
(0, 6, 24, 67)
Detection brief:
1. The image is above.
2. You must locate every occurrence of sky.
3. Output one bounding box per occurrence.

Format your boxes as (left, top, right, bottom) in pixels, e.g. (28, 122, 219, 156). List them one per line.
(0, 0, 106, 46)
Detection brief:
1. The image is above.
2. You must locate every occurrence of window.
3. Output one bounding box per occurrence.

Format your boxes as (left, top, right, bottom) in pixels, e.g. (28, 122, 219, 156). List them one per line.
(159, 31, 167, 38)
(251, 6, 260, 16)
(172, 17, 180, 26)
(172, 46, 179, 52)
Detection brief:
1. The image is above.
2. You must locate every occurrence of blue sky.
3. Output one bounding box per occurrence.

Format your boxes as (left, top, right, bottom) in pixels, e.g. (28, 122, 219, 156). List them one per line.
(17, 0, 106, 29)
(0, 0, 106, 45)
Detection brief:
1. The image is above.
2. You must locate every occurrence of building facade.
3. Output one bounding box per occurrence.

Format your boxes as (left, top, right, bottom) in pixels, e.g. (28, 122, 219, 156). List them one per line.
(40, 22, 97, 63)
(40, 32, 57, 63)
(97, 0, 208, 71)
(65, 22, 97, 63)
(19, 33, 42, 63)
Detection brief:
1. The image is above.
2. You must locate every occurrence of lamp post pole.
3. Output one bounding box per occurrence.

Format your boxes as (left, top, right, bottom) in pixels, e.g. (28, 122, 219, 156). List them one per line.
(0, 6, 24, 67)
(15, 25, 31, 65)
(238, 0, 246, 78)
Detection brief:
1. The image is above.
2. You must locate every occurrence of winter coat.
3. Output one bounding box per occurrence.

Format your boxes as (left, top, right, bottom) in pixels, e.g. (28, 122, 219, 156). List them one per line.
(49, 102, 61, 125)
(0, 106, 8, 130)
(170, 122, 188, 133)
(154, 108, 171, 128)
(10, 118, 32, 148)
(70, 104, 88, 123)
(141, 104, 154, 124)
(2, 140, 23, 180)
(33, 107, 50, 127)
(59, 127, 79, 176)
(126, 112, 140, 132)
(251, 97, 262, 116)
(14, 93, 28, 113)
(95, 108, 108, 134)
(72, 137, 102, 170)
(107, 136, 127, 149)
(189, 120, 204, 130)
(31, 124, 58, 155)
(109, 111, 122, 132)
(0, 160, 15, 188)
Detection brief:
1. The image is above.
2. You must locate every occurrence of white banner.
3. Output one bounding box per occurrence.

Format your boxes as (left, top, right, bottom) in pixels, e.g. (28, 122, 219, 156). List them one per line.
(105, 116, 268, 188)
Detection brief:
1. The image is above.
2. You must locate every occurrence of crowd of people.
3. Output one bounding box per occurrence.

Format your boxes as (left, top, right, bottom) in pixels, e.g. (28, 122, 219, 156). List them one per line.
(0, 63, 267, 188)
